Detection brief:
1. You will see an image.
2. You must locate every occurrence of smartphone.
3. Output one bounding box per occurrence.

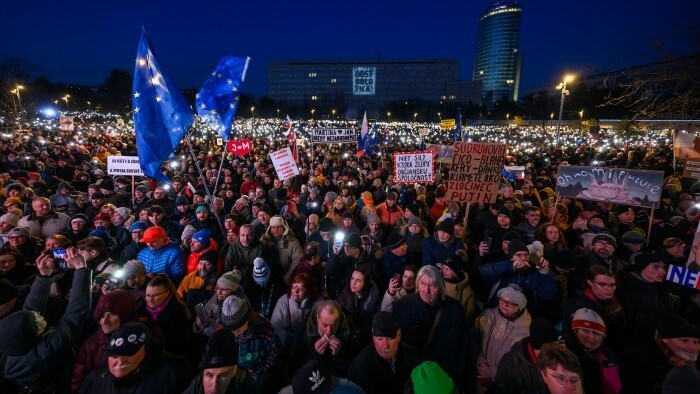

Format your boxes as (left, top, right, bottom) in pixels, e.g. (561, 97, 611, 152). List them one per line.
(393, 273, 401, 282)
(528, 253, 542, 268)
(194, 303, 209, 327)
(52, 249, 68, 270)
(334, 232, 345, 250)
(107, 278, 119, 291)
(484, 236, 493, 252)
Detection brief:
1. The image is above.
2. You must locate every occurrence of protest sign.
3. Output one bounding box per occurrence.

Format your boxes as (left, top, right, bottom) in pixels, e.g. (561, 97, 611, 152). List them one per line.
(666, 265, 700, 290)
(440, 119, 455, 130)
(446, 142, 506, 203)
(425, 144, 454, 163)
(555, 166, 664, 207)
(674, 130, 700, 160)
(107, 156, 144, 176)
(227, 138, 253, 157)
(682, 160, 700, 179)
(269, 148, 300, 181)
(311, 128, 357, 144)
(393, 152, 434, 184)
(59, 116, 74, 131)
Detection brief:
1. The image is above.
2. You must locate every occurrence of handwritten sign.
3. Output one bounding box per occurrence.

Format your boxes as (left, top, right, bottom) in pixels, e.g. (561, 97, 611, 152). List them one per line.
(440, 119, 455, 130)
(269, 148, 300, 181)
(311, 128, 357, 144)
(227, 138, 253, 157)
(446, 142, 506, 203)
(555, 166, 664, 208)
(107, 156, 144, 176)
(683, 160, 700, 179)
(393, 153, 434, 184)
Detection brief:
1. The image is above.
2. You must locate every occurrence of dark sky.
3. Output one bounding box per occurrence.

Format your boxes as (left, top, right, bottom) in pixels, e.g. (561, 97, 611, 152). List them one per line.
(3, 0, 698, 97)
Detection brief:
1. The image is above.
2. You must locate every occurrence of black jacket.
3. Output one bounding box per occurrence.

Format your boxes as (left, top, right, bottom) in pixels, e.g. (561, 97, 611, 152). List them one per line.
(494, 338, 548, 394)
(347, 342, 421, 394)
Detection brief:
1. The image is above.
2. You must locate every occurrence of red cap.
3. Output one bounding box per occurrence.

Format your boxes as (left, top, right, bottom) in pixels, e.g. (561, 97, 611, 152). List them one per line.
(141, 226, 167, 243)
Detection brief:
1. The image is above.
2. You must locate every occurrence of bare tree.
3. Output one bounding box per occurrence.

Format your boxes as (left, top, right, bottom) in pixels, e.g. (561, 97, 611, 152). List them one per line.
(0, 57, 40, 129)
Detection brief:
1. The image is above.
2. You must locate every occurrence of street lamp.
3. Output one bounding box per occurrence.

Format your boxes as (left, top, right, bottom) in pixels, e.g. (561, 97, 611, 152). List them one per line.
(311, 109, 315, 118)
(10, 85, 23, 100)
(276, 108, 280, 118)
(387, 112, 391, 122)
(62, 95, 70, 112)
(250, 106, 255, 119)
(555, 75, 574, 147)
(413, 112, 417, 122)
(332, 109, 336, 118)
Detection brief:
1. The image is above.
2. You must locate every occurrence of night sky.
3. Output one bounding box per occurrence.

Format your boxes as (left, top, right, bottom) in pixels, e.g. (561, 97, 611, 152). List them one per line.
(3, 0, 699, 97)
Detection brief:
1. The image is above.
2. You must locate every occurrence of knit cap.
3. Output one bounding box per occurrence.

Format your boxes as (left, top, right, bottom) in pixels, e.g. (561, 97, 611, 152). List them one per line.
(621, 230, 645, 245)
(252, 257, 271, 285)
(410, 361, 455, 394)
(0, 212, 19, 227)
(200, 329, 239, 369)
(507, 239, 529, 258)
(407, 216, 422, 227)
(175, 195, 189, 206)
(632, 252, 664, 272)
(437, 218, 454, 236)
(217, 271, 241, 292)
(181, 225, 197, 243)
(572, 308, 607, 337)
(366, 214, 380, 225)
(192, 229, 212, 247)
(497, 285, 527, 310)
(93, 289, 135, 323)
(498, 206, 512, 219)
(121, 260, 146, 279)
(129, 221, 148, 232)
(529, 318, 560, 349)
(114, 207, 131, 219)
(0, 311, 40, 356)
(591, 233, 617, 249)
(658, 313, 700, 339)
(387, 232, 406, 249)
(220, 295, 250, 330)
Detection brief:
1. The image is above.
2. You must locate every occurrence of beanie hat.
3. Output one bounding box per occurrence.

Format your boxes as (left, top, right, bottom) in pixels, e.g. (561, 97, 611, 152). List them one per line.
(408, 216, 422, 227)
(497, 285, 527, 310)
(0, 311, 39, 356)
(181, 225, 197, 243)
(71, 213, 89, 224)
(8, 226, 30, 239)
(292, 359, 338, 394)
(444, 253, 465, 274)
(93, 289, 135, 323)
(658, 313, 700, 339)
(435, 189, 446, 198)
(437, 218, 454, 236)
(253, 257, 271, 285)
(220, 295, 250, 330)
(195, 204, 209, 214)
(341, 210, 353, 219)
(175, 196, 189, 206)
(217, 271, 241, 292)
(4, 197, 22, 206)
(591, 233, 617, 249)
(200, 329, 239, 369)
(318, 217, 335, 232)
(621, 230, 645, 245)
(406, 203, 420, 216)
(198, 249, 218, 266)
(192, 229, 212, 247)
(632, 252, 664, 272)
(90, 192, 105, 200)
(502, 230, 523, 242)
(135, 185, 147, 193)
(89, 227, 110, 244)
(57, 182, 71, 191)
(343, 233, 362, 249)
(0, 278, 19, 305)
(106, 322, 150, 356)
(572, 308, 607, 337)
(260, 204, 274, 217)
(129, 221, 148, 232)
(366, 214, 380, 225)
(121, 260, 146, 279)
(114, 207, 131, 219)
(529, 318, 560, 349)
(387, 191, 398, 201)
(507, 239, 529, 258)
(325, 192, 338, 203)
(387, 232, 406, 249)
(0, 212, 19, 227)
(410, 361, 455, 394)
(498, 206, 512, 219)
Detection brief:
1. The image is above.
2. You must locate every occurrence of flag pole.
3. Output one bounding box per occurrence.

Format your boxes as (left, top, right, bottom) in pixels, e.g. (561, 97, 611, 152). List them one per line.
(673, 130, 676, 176)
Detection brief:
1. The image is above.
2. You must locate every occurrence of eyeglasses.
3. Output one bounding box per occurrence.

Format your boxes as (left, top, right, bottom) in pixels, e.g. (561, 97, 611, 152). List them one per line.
(145, 291, 168, 299)
(544, 370, 581, 386)
(292, 284, 304, 290)
(592, 281, 616, 289)
(499, 298, 519, 308)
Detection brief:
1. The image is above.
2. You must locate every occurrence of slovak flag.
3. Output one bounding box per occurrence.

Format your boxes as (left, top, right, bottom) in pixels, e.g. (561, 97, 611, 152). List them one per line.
(283, 115, 298, 161)
(357, 111, 369, 157)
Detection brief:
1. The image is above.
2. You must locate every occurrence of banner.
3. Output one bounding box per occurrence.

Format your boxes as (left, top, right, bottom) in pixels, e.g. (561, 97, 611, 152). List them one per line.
(425, 144, 454, 163)
(311, 128, 356, 144)
(666, 265, 700, 289)
(446, 142, 506, 203)
(107, 156, 144, 176)
(440, 119, 455, 130)
(59, 116, 74, 131)
(269, 148, 300, 181)
(682, 160, 700, 179)
(674, 130, 700, 159)
(503, 165, 526, 180)
(227, 138, 253, 157)
(555, 166, 664, 207)
(393, 152, 434, 184)
(352, 67, 376, 95)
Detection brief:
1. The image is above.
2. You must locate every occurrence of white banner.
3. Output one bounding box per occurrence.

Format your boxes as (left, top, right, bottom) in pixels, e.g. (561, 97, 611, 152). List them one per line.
(107, 156, 144, 176)
(311, 128, 357, 144)
(394, 152, 434, 184)
(270, 148, 300, 181)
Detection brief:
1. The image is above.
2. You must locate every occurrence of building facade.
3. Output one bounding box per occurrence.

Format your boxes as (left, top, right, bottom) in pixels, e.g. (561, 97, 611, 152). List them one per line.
(267, 59, 459, 109)
(473, 3, 523, 110)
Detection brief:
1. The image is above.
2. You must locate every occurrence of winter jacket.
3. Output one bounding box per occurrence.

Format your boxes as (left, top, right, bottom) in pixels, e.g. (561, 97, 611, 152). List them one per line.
(303, 308, 359, 377)
(422, 234, 465, 266)
(18, 210, 71, 238)
(347, 341, 422, 394)
(479, 260, 560, 311)
(260, 231, 304, 283)
(616, 270, 673, 347)
(137, 296, 191, 358)
(444, 272, 477, 323)
(620, 340, 673, 394)
(270, 295, 320, 349)
(375, 202, 404, 229)
(71, 330, 109, 393)
(234, 315, 282, 386)
(337, 284, 381, 345)
(382, 248, 408, 279)
(224, 239, 267, 282)
(184, 369, 260, 394)
(564, 333, 621, 394)
(474, 307, 531, 381)
(136, 243, 185, 283)
(494, 338, 548, 394)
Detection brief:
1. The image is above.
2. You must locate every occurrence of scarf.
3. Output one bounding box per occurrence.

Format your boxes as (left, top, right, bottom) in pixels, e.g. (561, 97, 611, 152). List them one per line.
(146, 293, 172, 321)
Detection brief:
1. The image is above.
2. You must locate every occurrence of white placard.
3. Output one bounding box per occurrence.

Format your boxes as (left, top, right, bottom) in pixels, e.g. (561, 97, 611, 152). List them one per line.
(107, 156, 144, 176)
(393, 152, 434, 184)
(270, 148, 300, 181)
(311, 128, 357, 144)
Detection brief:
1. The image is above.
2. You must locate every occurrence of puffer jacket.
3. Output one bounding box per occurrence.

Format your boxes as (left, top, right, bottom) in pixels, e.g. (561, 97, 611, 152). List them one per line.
(136, 243, 185, 283)
(18, 210, 71, 238)
(444, 272, 477, 323)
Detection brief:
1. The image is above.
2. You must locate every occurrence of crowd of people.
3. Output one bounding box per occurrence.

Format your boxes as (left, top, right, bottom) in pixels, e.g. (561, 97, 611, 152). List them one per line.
(0, 114, 696, 394)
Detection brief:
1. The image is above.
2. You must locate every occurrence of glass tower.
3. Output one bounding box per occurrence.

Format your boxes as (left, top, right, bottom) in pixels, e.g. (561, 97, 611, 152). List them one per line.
(473, 3, 522, 110)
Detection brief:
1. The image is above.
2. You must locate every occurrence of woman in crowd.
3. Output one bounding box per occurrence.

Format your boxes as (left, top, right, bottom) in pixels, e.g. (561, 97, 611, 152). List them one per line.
(337, 268, 380, 345)
(380, 263, 419, 312)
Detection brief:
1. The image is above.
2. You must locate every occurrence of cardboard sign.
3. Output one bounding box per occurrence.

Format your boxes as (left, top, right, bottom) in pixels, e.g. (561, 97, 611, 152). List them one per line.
(227, 138, 253, 157)
(555, 166, 664, 208)
(269, 148, 300, 181)
(683, 160, 700, 179)
(446, 142, 506, 203)
(311, 128, 357, 144)
(107, 156, 144, 176)
(440, 119, 455, 130)
(393, 152, 434, 184)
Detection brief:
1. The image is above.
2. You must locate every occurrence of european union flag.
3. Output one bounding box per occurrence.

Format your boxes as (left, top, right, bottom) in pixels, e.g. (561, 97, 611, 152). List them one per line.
(196, 56, 250, 140)
(364, 124, 379, 156)
(133, 29, 194, 183)
(454, 108, 463, 141)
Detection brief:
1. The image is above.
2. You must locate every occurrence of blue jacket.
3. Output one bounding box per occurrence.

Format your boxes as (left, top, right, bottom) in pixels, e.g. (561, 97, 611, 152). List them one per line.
(479, 259, 560, 310)
(137, 243, 185, 283)
(422, 235, 464, 266)
(382, 248, 408, 279)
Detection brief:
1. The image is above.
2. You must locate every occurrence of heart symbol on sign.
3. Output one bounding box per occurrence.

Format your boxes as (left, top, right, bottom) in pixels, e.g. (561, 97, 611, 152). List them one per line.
(227, 138, 253, 157)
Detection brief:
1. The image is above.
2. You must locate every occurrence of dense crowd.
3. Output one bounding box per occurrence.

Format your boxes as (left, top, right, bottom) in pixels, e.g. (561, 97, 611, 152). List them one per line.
(0, 115, 696, 394)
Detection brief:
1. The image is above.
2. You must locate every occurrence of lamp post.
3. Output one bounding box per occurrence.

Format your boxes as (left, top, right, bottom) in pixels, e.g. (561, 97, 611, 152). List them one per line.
(579, 109, 584, 138)
(62, 95, 70, 112)
(10, 85, 24, 128)
(332, 109, 336, 119)
(311, 108, 315, 119)
(387, 112, 391, 122)
(555, 75, 574, 147)
(250, 106, 255, 119)
(413, 112, 417, 122)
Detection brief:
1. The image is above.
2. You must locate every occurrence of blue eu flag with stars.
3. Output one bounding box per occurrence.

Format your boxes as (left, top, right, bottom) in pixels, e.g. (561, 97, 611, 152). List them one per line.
(197, 56, 250, 140)
(132, 28, 194, 183)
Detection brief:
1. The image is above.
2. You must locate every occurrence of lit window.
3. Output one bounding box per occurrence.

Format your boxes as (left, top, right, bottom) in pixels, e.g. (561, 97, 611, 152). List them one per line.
(331, 78, 337, 83)
(311, 96, 318, 101)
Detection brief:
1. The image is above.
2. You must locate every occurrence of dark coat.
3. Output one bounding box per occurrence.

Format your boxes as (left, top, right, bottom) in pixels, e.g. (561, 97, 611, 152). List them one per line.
(347, 342, 421, 394)
(494, 338, 548, 394)
(183, 370, 260, 394)
(620, 340, 672, 394)
(136, 296, 192, 358)
(616, 270, 672, 347)
(393, 293, 467, 388)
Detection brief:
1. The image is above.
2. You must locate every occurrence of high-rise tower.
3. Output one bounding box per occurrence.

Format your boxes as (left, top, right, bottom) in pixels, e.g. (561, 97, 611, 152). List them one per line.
(473, 3, 522, 110)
